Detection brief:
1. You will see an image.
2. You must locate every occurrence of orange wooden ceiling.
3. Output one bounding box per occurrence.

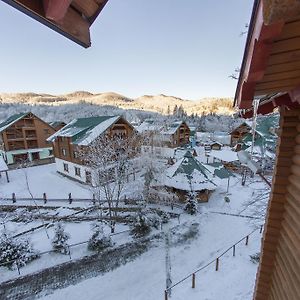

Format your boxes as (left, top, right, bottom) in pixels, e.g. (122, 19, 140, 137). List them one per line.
(235, 0, 300, 109)
(2, 0, 109, 48)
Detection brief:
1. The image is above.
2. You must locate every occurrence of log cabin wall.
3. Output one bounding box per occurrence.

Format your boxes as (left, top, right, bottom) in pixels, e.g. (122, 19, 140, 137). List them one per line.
(2, 113, 55, 151)
(53, 119, 134, 165)
(253, 107, 300, 300)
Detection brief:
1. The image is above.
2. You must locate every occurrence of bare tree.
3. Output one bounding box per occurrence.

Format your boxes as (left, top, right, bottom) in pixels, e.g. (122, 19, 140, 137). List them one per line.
(79, 132, 142, 233)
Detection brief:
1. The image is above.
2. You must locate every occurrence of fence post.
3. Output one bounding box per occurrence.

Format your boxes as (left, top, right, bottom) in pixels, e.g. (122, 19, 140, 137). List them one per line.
(215, 257, 219, 271)
(192, 273, 196, 288)
(233, 245, 236, 257)
(164, 290, 168, 300)
(245, 236, 249, 246)
(68, 246, 72, 260)
(92, 194, 96, 205)
(260, 225, 263, 234)
(16, 260, 20, 275)
(68, 193, 72, 204)
(43, 193, 47, 204)
(12, 193, 16, 203)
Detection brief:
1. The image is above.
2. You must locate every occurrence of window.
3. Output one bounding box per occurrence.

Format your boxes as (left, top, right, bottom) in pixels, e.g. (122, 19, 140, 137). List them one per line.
(75, 167, 81, 177)
(85, 170, 91, 184)
(44, 129, 50, 135)
(73, 151, 78, 159)
(62, 148, 67, 156)
(63, 163, 69, 172)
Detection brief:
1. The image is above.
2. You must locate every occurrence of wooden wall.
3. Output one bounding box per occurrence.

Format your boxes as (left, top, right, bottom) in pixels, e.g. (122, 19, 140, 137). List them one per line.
(2, 113, 55, 151)
(253, 107, 300, 300)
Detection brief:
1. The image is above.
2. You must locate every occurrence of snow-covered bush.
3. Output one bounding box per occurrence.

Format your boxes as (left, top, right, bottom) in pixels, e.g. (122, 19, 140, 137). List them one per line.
(160, 211, 170, 224)
(130, 212, 152, 237)
(148, 213, 162, 229)
(52, 223, 70, 255)
(0, 231, 39, 269)
(250, 252, 260, 264)
(184, 199, 198, 215)
(88, 223, 114, 252)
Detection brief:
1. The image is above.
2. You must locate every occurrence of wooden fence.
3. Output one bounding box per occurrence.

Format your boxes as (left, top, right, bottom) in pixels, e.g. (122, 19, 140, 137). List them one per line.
(0, 229, 131, 276)
(164, 225, 264, 300)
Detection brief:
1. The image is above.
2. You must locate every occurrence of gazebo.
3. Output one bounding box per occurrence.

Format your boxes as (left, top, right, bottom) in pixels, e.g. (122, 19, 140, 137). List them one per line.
(163, 151, 216, 202)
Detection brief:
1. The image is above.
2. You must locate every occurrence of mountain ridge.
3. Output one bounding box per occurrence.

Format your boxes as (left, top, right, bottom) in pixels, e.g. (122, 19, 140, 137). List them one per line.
(0, 91, 236, 115)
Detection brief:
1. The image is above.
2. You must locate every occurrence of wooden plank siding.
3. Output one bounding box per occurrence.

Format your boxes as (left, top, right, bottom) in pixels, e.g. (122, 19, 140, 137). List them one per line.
(1, 113, 55, 152)
(52, 119, 134, 165)
(254, 107, 300, 300)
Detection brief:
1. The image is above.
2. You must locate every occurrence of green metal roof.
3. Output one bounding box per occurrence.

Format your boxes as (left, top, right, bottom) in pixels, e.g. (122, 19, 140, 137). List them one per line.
(48, 115, 123, 145)
(208, 162, 234, 179)
(0, 112, 29, 133)
(174, 151, 211, 179)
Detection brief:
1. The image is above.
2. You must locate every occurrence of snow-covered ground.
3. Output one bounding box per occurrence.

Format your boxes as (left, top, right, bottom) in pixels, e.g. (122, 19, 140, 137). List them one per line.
(0, 163, 268, 299)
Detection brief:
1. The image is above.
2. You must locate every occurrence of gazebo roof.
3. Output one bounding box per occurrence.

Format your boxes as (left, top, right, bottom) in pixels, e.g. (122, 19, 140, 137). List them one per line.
(164, 151, 216, 192)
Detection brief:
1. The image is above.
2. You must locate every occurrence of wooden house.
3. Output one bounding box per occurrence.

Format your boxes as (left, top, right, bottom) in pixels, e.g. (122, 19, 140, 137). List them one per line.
(49, 121, 67, 131)
(2, 0, 110, 48)
(163, 151, 216, 202)
(161, 121, 190, 148)
(234, 1, 300, 298)
(210, 141, 223, 151)
(0, 112, 56, 165)
(47, 115, 134, 184)
(230, 122, 252, 147)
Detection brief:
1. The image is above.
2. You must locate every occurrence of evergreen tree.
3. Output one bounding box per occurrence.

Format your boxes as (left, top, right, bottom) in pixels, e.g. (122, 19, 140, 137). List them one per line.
(52, 223, 70, 255)
(131, 212, 152, 237)
(173, 105, 178, 116)
(88, 223, 114, 252)
(0, 231, 39, 269)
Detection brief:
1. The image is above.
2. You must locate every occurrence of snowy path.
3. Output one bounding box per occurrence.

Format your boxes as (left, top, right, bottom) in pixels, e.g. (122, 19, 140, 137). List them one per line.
(41, 213, 261, 300)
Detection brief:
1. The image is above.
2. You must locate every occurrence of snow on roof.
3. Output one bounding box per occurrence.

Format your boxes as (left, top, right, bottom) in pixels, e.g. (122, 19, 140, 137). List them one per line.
(47, 116, 122, 145)
(209, 149, 239, 162)
(162, 121, 185, 135)
(0, 112, 28, 133)
(164, 151, 216, 191)
(136, 119, 162, 133)
(76, 116, 120, 146)
(0, 156, 8, 172)
(205, 162, 235, 179)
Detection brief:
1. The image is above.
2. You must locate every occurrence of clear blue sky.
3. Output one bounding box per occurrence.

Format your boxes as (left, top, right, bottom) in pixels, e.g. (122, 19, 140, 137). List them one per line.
(0, 0, 253, 100)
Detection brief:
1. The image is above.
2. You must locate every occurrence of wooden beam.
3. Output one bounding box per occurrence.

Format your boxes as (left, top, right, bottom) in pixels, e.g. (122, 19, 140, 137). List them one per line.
(71, 0, 99, 18)
(2, 0, 91, 48)
(271, 37, 300, 55)
(268, 50, 300, 66)
(265, 60, 300, 75)
(261, 69, 300, 82)
(256, 77, 300, 90)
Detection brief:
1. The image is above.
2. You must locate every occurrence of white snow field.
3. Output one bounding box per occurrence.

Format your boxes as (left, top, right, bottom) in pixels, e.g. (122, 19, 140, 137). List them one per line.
(0, 163, 268, 299)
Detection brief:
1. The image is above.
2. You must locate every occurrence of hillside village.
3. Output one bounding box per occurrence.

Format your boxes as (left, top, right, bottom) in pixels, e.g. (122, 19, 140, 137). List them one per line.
(0, 109, 277, 299)
(1, 0, 300, 300)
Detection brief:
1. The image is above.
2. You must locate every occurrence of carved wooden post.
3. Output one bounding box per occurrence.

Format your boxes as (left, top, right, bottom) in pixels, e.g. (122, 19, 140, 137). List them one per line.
(164, 290, 168, 300)
(68, 193, 72, 204)
(192, 273, 196, 288)
(12, 193, 16, 203)
(216, 257, 219, 271)
(245, 235, 249, 246)
(43, 193, 47, 204)
(233, 245, 236, 257)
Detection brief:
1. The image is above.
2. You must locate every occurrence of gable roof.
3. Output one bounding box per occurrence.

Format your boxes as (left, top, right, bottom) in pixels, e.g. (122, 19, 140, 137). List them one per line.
(47, 115, 131, 146)
(162, 121, 189, 135)
(0, 112, 29, 133)
(164, 151, 216, 191)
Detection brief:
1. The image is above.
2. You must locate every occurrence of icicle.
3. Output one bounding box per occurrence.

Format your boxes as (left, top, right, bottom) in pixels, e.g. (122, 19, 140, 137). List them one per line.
(250, 98, 260, 159)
